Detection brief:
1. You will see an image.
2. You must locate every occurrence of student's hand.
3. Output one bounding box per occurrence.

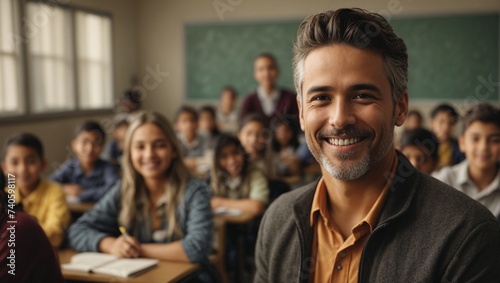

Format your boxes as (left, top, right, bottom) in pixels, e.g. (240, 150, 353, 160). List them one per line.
(63, 184, 82, 196)
(108, 235, 141, 258)
(211, 197, 223, 209)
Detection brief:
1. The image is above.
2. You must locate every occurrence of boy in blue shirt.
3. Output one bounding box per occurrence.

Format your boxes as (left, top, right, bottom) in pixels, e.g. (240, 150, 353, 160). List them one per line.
(50, 121, 119, 202)
(433, 103, 500, 218)
(429, 103, 465, 169)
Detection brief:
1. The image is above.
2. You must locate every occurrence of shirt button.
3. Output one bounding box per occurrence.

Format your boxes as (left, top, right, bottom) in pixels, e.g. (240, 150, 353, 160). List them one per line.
(340, 252, 346, 258)
(336, 264, 342, 271)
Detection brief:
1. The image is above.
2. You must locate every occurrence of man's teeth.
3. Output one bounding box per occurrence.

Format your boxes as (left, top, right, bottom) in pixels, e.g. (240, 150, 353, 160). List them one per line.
(328, 137, 360, 146)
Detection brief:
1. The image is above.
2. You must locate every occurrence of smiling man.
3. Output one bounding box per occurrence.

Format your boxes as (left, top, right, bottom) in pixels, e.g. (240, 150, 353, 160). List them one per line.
(254, 8, 500, 283)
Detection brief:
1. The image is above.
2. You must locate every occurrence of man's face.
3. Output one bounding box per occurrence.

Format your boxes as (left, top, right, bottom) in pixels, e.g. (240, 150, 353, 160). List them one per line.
(298, 44, 407, 180)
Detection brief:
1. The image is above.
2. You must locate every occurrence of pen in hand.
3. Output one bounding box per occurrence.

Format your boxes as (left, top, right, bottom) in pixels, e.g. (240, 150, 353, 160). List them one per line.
(119, 226, 140, 258)
(119, 226, 129, 237)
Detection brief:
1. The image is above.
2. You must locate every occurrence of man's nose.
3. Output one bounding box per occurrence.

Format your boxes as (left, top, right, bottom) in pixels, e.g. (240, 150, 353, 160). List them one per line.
(328, 99, 356, 130)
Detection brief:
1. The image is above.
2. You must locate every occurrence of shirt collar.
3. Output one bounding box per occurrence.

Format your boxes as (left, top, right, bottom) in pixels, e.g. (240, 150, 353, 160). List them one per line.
(456, 160, 470, 186)
(482, 171, 500, 194)
(13, 179, 47, 206)
(310, 153, 398, 234)
(257, 86, 279, 102)
(177, 133, 200, 149)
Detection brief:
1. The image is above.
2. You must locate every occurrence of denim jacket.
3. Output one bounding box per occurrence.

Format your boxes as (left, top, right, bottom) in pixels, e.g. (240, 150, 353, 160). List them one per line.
(68, 178, 213, 264)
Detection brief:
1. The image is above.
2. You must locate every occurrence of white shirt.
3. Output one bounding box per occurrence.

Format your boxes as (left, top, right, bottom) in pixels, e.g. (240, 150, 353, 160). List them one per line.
(257, 87, 279, 116)
(217, 110, 238, 133)
(433, 160, 500, 218)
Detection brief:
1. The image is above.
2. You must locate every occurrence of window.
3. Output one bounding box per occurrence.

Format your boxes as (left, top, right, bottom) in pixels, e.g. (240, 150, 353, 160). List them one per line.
(0, 0, 22, 115)
(27, 3, 75, 113)
(0, 1, 113, 118)
(76, 12, 113, 109)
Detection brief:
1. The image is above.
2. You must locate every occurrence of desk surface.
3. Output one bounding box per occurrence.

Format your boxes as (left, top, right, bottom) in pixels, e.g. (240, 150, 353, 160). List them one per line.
(215, 210, 256, 224)
(59, 249, 199, 283)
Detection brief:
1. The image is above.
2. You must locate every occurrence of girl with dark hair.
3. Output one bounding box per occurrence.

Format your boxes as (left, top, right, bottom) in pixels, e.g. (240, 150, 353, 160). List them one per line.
(209, 134, 269, 280)
(210, 134, 269, 215)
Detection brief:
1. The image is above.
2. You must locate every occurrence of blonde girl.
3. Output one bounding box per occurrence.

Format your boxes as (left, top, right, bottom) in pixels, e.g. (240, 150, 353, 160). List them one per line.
(68, 111, 214, 280)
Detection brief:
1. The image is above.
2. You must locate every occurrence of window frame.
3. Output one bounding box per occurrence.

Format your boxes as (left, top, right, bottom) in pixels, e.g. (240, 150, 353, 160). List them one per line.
(0, 0, 116, 123)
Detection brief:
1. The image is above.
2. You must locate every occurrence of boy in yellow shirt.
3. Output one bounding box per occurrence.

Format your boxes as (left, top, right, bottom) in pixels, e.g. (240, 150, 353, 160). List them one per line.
(1, 133, 70, 248)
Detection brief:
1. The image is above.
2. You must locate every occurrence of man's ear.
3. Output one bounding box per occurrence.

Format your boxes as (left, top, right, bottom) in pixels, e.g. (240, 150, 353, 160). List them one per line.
(395, 92, 409, 127)
(297, 95, 305, 132)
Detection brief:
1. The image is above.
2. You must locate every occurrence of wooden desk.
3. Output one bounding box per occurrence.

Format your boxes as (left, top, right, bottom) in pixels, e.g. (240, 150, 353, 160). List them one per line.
(215, 211, 255, 224)
(59, 249, 199, 283)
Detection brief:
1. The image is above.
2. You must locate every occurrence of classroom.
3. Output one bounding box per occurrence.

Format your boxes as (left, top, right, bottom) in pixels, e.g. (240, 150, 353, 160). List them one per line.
(1, 0, 499, 282)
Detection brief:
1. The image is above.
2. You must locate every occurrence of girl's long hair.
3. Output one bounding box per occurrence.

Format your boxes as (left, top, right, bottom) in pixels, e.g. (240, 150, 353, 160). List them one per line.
(119, 111, 190, 240)
(210, 134, 252, 198)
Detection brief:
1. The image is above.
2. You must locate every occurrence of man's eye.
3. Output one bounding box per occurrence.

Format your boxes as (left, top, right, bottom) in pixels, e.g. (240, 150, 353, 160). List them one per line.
(311, 95, 330, 101)
(353, 93, 374, 99)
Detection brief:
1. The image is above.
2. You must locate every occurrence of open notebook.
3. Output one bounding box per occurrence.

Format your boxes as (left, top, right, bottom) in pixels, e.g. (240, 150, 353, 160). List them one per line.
(61, 252, 159, 278)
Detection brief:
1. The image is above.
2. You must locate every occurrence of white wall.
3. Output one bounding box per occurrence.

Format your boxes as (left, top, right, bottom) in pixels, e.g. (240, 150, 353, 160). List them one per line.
(136, 0, 500, 123)
(0, 0, 139, 174)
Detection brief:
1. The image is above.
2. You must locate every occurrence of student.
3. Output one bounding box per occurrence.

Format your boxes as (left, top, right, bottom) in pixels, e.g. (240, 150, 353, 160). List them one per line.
(405, 109, 423, 131)
(210, 134, 269, 217)
(429, 103, 465, 169)
(210, 134, 269, 279)
(50, 121, 119, 202)
(217, 86, 239, 133)
(433, 103, 500, 218)
(254, 8, 500, 282)
(175, 105, 211, 175)
(399, 128, 439, 174)
(0, 184, 65, 282)
(271, 118, 301, 176)
(118, 88, 142, 113)
(103, 114, 130, 173)
(1, 133, 70, 248)
(394, 109, 424, 149)
(271, 119, 301, 177)
(239, 53, 299, 129)
(68, 111, 214, 281)
(199, 105, 221, 147)
(237, 114, 275, 178)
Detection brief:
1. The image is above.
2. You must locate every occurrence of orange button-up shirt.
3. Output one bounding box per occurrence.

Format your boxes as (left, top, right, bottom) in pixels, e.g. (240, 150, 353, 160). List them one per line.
(310, 156, 397, 283)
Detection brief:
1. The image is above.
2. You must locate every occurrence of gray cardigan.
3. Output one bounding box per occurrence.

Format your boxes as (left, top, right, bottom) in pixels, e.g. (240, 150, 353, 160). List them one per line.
(68, 178, 213, 264)
(254, 153, 500, 282)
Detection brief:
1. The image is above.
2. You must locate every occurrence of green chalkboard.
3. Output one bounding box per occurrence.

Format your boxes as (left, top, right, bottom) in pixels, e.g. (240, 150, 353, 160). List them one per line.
(185, 14, 499, 101)
(391, 14, 499, 101)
